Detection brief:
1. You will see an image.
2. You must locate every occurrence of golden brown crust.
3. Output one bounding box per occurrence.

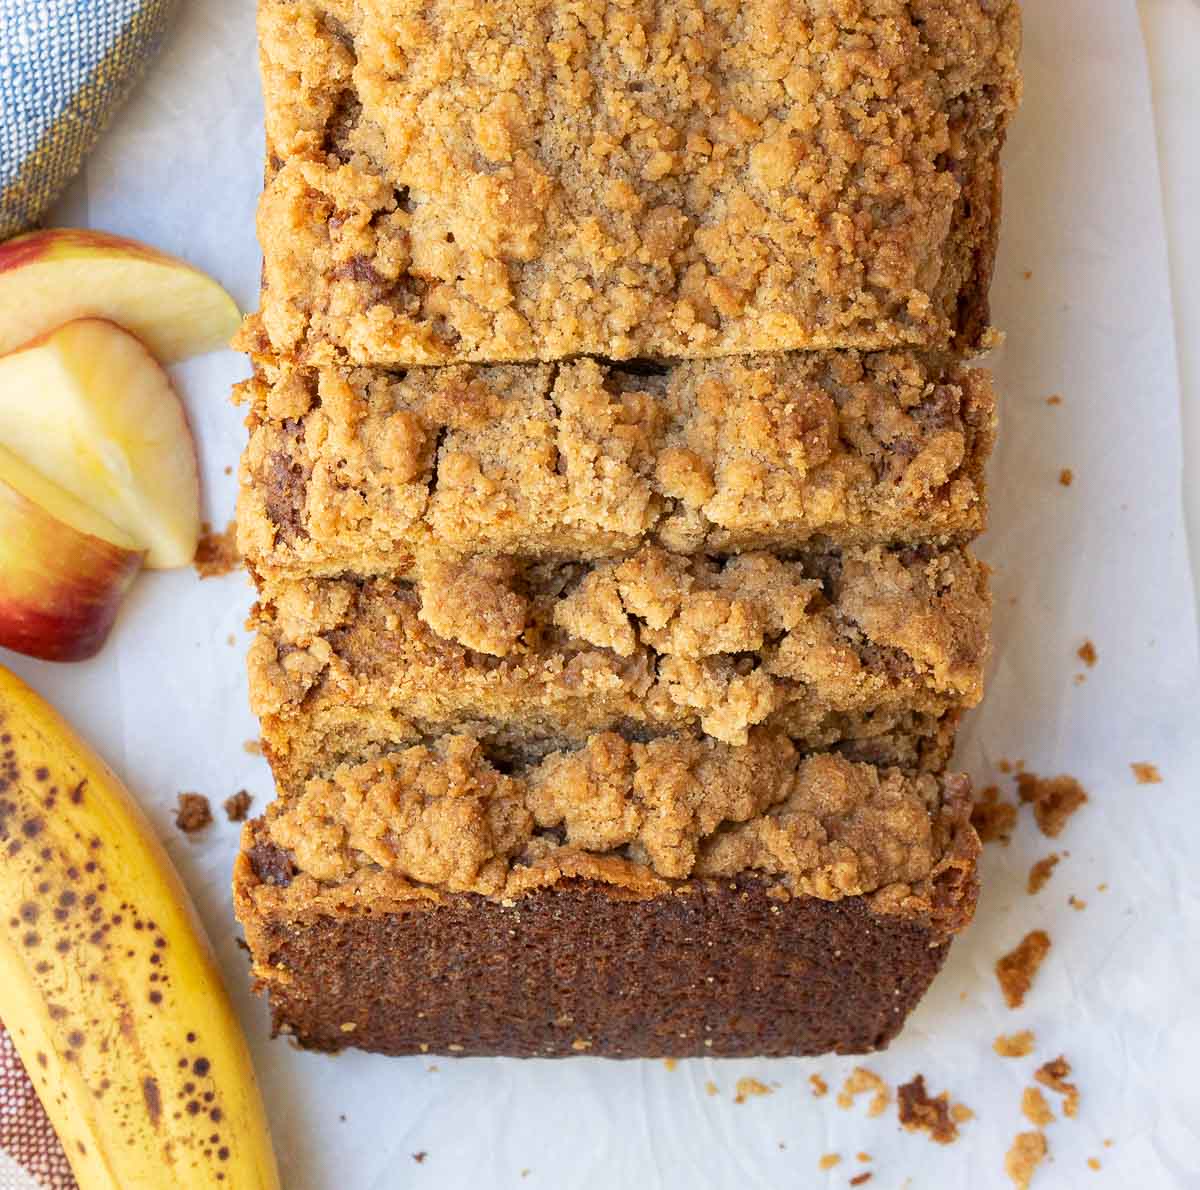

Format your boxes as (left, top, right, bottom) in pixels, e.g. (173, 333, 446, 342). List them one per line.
(236, 351, 996, 582)
(250, 0, 1021, 364)
(247, 545, 988, 787)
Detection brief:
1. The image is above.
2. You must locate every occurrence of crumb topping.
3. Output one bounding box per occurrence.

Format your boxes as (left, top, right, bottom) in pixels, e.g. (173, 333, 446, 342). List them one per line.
(993, 1030, 1035, 1059)
(1027, 854, 1059, 895)
(257, 730, 974, 905)
(237, 353, 996, 583)
(996, 930, 1051, 1010)
(175, 793, 213, 834)
(896, 1074, 970, 1144)
(252, 0, 1020, 364)
(1005, 1131, 1047, 1190)
(1016, 773, 1088, 838)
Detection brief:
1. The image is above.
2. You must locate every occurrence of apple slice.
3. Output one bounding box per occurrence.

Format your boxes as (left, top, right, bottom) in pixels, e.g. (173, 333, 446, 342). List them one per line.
(0, 445, 144, 662)
(0, 319, 201, 569)
(0, 229, 240, 363)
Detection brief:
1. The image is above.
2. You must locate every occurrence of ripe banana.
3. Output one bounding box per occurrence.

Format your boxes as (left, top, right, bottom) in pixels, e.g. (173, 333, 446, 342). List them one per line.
(0, 664, 280, 1188)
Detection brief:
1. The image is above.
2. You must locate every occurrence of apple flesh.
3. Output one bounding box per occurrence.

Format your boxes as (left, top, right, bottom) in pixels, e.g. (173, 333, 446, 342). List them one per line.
(0, 228, 240, 363)
(0, 445, 144, 662)
(0, 319, 202, 569)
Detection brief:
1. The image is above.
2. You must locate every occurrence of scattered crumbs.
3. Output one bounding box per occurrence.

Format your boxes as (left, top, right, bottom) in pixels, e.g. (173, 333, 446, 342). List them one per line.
(427, 1064, 439, 1073)
(1023, 270, 1034, 281)
(1059, 468, 1074, 487)
(810, 1073, 828, 1098)
(226, 633, 236, 647)
(1046, 393, 1061, 405)
(837, 1068, 890, 1117)
(223, 790, 253, 823)
(849, 1175, 873, 1187)
(520, 1170, 530, 1179)
(194, 520, 241, 578)
(1069, 895, 1087, 912)
(224, 464, 233, 475)
(412, 1152, 427, 1164)
(1103, 1139, 1114, 1149)
(1131, 762, 1162, 785)
(998, 759, 1013, 774)
(897, 1075, 969, 1145)
(244, 738, 264, 756)
(1073, 674, 1087, 686)
(1027, 854, 1060, 895)
(1021, 1087, 1055, 1127)
(1017, 773, 1088, 838)
(818, 1154, 841, 1171)
(1077, 640, 1097, 667)
(952, 1104, 974, 1124)
(1088, 1158, 1101, 1171)
(1035, 1057, 1079, 1118)
(663, 1058, 677, 1072)
(705, 1081, 719, 1097)
(994, 1030, 1036, 1059)
(1097, 883, 1108, 893)
(1005, 1132, 1047, 1190)
(734, 1077, 772, 1104)
(972, 785, 1018, 845)
(856, 1153, 872, 1163)
(996, 930, 1052, 1009)
(175, 792, 212, 834)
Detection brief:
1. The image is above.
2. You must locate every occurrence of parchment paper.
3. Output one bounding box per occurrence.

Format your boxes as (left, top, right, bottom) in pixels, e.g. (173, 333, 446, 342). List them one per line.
(8, 1, 1199, 1186)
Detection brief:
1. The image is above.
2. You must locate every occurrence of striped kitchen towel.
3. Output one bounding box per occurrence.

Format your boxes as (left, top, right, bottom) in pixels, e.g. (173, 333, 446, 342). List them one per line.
(0, 0, 177, 240)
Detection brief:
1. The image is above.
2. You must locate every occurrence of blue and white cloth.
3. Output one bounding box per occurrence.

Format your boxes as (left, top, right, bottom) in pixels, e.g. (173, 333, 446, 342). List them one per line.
(0, 0, 176, 239)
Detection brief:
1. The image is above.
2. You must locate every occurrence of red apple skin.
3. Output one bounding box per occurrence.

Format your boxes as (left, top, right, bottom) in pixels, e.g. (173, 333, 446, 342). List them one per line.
(0, 479, 144, 663)
(0, 229, 240, 362)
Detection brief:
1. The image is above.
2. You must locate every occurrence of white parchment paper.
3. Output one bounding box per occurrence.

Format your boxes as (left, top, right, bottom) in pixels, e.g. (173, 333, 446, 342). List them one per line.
(8, 1, 1199, 1186)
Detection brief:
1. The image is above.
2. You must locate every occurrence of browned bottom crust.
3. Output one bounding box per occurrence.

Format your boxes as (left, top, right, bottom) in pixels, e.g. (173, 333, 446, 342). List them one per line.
(236, 846, 976, 1059)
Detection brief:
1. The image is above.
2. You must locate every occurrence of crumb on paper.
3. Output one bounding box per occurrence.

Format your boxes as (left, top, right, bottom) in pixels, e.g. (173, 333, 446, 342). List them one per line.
(175, 792, 212, 834)
(810, 1073, 828, 1098)
(1046, 393, 1061, 405)
(226, 633, 236, 646)
(734, 1077, 772, 1104)
(1006, 1132, 1047, 1190)
(520, 1170, 530, 1179)
(223, 789, 253, 823)
(972, 785, 1018, 845)
(1073, 674, 1086, 686)
(1131, 762, 1162, 785)
(1027, 854, 1060, 895)
(194, 520, 241, 578)
(244, 738, 264, 756)
(1077, 640, 1097, 667)
(1088, 1158, 1101, 1171)
(1023, 270, 1034, 281)
(837, 1068, 890, 1117)
(994, 1030, 1036, 1059)
(1059, 468, 1074, 487)
(849, 1175, 873, 1187)
(818, 1154, 841, 1171)
(1021, 1087, 1055, 1127)
(897, 1074, 970, 1144)
(998, 759, 1013, 774)
(1097, 883, 1108, 893)
(1069, 895, 1087, 911)
(1035, 1057, 1079, 1118)
(705, 1080, 719, 1097)
(663, 1058, 677, 1072)
(1104, 1139, 1114, 1148)
(996, 930, 1052, 1009)
(412, 1152, 427, 1164)
(856, 1152, 872, 1163)
(1017, 773, 1088, 838)
(224, 464, 233, 475)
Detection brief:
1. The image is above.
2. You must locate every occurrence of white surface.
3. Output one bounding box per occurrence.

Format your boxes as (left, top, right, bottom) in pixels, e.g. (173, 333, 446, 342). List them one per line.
(9, 1, 1198, 1186)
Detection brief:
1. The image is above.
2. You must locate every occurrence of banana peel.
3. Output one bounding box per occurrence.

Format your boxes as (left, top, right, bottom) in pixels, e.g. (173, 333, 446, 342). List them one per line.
(0, 663, 280, 1188)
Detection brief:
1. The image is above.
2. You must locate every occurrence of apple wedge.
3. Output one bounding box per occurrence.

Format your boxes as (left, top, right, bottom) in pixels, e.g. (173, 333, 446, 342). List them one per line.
(0, 319, 201, 569)
(0, 445, 143, 662)
(0, 229, 240, 363)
